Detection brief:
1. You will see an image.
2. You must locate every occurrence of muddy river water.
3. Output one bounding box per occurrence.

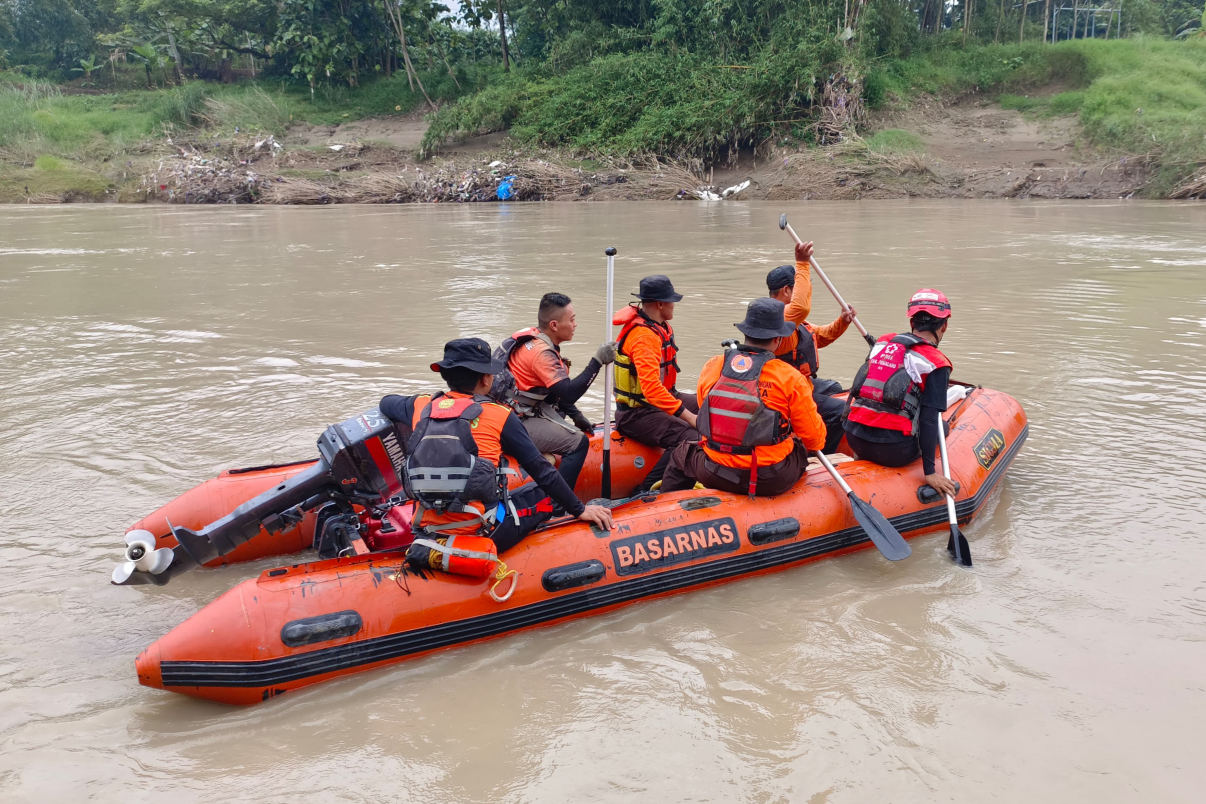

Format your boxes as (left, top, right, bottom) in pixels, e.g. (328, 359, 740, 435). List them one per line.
(1, 201, 1204, 801)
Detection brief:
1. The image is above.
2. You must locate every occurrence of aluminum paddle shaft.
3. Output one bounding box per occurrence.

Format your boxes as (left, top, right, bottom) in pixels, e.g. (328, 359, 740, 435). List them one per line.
(601, 246, 617, 498)
(937, 412, 972, 566)
(778, 213, 875, 347)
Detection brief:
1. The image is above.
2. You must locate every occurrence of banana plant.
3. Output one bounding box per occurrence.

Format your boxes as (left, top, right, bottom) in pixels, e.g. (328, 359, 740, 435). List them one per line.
(129, 43, 166, 87)
(72, 56, 101, 83)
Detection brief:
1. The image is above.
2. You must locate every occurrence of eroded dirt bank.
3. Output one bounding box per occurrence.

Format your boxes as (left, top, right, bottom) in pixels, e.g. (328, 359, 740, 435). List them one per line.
(101, 97, 1164, 204)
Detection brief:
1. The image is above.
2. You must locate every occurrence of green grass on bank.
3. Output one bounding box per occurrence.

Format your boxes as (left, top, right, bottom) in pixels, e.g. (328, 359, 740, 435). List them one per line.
(0, 68, 483, 199)
(871, 36, 1206, 194)
(422, 36, 1205, 195)
(865, 129, 925, 154)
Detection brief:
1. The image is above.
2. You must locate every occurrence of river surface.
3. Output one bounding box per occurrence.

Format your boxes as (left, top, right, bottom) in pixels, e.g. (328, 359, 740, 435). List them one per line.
(1, 201, 1204, 802)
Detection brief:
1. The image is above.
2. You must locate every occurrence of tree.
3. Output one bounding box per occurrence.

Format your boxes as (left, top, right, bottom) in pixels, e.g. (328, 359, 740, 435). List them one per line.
(382, 0, 435, 106)
(129, 41, 166, 85)
(460, 0, 511, 69)
(4, 0, 118, 71)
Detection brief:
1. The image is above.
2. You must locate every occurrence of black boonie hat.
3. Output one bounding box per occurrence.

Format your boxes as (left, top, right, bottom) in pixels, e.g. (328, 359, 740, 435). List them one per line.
(766, 264, 795, 292)
(734, 297, 795, 339)
(430, 337, 505, 374)
(631, 275, 683, 303)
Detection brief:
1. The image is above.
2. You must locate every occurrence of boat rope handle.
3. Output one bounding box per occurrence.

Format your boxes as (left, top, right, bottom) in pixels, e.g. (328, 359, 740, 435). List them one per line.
(489, 561, 518, 603)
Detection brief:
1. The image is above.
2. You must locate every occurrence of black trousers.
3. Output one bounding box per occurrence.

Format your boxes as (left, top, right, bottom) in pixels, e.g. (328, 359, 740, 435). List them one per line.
(615, 392, 700, 491)
(844, 432, 919, 467)
(487, 483, 560, 552)
(815, 390, 847, 454)
(661, 439, 810, 496)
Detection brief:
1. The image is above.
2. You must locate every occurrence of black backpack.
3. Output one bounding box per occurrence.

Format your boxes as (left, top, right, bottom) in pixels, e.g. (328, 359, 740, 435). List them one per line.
(487, 341, 519, 406)
(402, 394, 501, 515)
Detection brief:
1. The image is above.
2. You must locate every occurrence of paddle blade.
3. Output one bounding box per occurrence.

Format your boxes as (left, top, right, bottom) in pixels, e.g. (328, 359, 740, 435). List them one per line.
(847, 492, 911, 561)
(947, 526, 972, 567)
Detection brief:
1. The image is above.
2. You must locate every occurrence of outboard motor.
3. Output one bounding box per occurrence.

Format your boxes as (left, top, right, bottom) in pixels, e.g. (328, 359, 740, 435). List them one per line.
(112, 408, 408, 585)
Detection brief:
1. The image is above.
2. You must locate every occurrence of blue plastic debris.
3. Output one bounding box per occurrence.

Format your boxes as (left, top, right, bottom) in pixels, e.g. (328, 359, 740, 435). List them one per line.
(496, 175, 517, 201)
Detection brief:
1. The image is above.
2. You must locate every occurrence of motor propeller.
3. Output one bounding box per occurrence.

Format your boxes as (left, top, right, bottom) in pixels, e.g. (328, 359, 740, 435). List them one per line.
(111, 529, 174, 585)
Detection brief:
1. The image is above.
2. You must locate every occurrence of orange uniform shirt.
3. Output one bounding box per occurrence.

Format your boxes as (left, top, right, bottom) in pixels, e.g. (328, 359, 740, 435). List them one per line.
(697, 351, 825, 468)
(775, 258, 852, 361)
(410, 392, 510, 536)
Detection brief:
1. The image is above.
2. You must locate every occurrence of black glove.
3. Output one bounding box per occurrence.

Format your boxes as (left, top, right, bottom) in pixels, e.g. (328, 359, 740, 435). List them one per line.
(570, 409, 594, 435)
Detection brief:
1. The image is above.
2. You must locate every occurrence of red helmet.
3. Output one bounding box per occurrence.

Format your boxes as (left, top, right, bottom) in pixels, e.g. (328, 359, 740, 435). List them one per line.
(907, 288, 951, 319)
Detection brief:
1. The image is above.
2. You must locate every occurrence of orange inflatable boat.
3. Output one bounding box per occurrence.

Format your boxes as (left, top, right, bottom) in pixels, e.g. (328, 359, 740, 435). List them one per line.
(130, 385, 1027, 705)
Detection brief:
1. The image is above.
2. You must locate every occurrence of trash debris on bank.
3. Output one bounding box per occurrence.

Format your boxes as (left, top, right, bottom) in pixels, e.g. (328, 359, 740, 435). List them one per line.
(136, 135, 752, 205)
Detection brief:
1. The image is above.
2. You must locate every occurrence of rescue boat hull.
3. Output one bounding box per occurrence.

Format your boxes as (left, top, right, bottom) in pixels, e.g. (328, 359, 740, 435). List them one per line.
(136, 387, 1027, 705)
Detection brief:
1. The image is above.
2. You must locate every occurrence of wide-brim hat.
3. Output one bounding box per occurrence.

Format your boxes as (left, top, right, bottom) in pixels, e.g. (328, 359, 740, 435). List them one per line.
(631, 274, 683, 303)
(430, 337, 505, 374)
(734, 297, 795, 339)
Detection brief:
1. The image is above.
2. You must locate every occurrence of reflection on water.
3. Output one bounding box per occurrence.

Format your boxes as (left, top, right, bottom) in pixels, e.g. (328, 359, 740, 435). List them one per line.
(1, 201, 1204, 801)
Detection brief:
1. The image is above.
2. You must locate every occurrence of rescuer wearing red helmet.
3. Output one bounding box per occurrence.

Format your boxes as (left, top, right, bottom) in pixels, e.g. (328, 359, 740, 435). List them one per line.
(766, 239, 858, 452)
(660, 298, 826, 496)
(843, 289, 958, 497)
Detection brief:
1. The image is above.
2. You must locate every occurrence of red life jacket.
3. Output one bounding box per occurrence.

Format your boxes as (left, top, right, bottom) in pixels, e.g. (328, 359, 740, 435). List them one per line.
(774, 323, 819, 377)
(846, 333, 952, 435)
(613, 305, 680, 407)
(698, 347, 790, 456)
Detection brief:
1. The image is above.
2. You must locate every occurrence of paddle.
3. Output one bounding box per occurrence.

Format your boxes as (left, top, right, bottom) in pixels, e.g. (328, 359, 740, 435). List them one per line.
(812, 451, 911, 561)
(936, 412, 972, 566)
(601, 246, 617, 499)
(778, 213, 876, 347)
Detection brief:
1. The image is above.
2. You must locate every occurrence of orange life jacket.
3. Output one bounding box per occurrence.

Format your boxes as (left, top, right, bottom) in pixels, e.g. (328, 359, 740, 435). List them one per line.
(613, 305, 680, 407)
(490, 327, 562, 416)
(406, 392, 511, 536)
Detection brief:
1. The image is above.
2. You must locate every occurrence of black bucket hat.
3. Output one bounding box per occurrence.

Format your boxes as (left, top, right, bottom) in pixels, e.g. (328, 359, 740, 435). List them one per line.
(734, 298, 795, 339)
(632, 275, 683, 303)
(429, 337, 505, 374)
(766, 264, 795, 292)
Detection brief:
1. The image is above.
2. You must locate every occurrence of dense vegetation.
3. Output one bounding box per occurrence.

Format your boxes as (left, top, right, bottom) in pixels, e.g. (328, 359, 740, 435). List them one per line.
(1, 0, 1204, 197)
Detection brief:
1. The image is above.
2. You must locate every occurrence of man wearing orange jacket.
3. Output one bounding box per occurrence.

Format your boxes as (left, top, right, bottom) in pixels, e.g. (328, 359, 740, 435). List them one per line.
(380, 338, 613, 552)
(766, 240, 856, 452)
(613, 275, 699, 492)
(660, 298, 825, 496)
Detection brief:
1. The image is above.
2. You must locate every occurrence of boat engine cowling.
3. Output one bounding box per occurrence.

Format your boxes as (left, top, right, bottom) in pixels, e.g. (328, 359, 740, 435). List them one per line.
(316, 408, 408, 501)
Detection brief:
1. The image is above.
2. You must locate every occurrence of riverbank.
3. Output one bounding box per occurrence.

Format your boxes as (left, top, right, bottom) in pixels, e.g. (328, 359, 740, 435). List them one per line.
(114, 94, 1158, 205)
(4, 34, 1205, 204)
(7, 94, 1158, 205)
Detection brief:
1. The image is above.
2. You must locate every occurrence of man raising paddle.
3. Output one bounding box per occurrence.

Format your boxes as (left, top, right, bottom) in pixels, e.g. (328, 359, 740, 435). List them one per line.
(766, 239, 857, 453)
